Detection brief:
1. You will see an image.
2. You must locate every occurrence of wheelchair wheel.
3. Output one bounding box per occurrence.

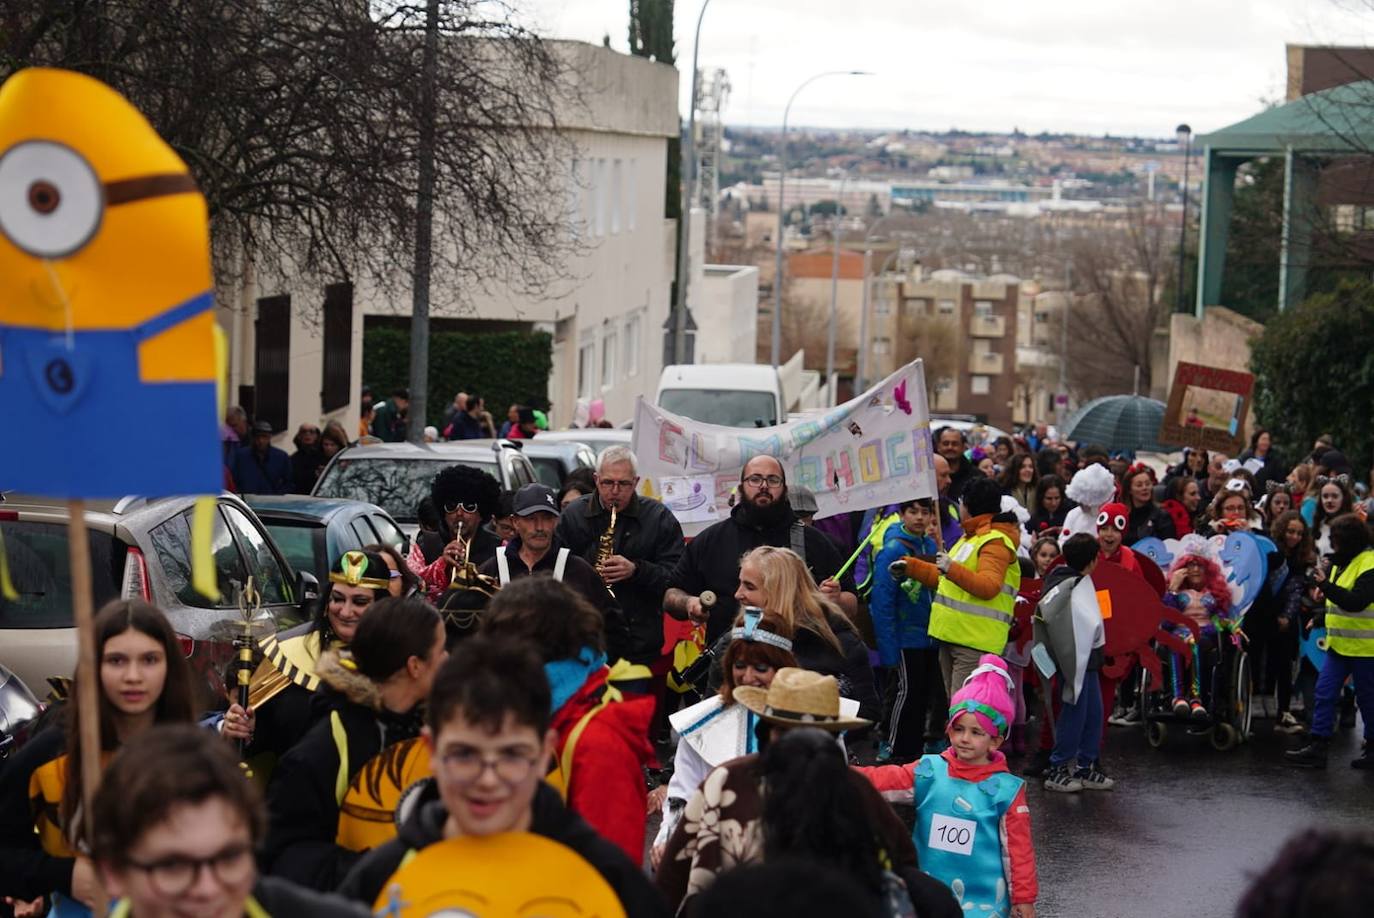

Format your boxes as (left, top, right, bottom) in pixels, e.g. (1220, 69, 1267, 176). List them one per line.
(1211, 722, 1237, 751)
(1136, 665, 1151, 720)
(1147, 720, 1168, 749)
(1231, 651, 1253, 741)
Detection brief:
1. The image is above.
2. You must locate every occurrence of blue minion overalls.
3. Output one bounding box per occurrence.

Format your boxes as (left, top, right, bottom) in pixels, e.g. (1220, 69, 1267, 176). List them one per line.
(0, 292, 220, 496)
(913, 754, 1023, 918)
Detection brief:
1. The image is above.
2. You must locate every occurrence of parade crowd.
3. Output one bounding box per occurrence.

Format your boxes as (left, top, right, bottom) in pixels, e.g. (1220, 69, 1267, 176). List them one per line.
(2, 404, 1373, 918)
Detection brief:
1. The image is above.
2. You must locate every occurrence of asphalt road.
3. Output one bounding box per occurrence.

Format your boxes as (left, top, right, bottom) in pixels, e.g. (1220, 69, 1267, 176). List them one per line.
(647, 713, 1374, 918)
(1022, 715, 1373, 918)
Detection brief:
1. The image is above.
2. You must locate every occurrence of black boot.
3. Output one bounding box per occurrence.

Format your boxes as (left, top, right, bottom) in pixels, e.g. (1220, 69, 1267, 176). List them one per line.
(1352, 748, 1373, 770)
(1284, 736, 1329, 769)
(1339, 692, 1357, 729)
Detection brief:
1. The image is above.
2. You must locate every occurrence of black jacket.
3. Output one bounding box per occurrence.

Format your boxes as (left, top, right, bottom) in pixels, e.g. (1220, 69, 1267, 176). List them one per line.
(290, 447, 324, 494)
(261, 652, 423, 892)
(1123, 502, 1176, 546)
(477, 536, 630, 659)
(337, 781, 670, 917)
(946, 457, 977, 502)
(555, 493, 684, 664)
(670, 502, 851, 643)
(0, 725, 71, 900)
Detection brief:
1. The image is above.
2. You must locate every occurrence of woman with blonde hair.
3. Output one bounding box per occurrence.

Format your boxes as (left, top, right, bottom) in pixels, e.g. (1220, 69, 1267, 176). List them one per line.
(733, 545, 881, 722)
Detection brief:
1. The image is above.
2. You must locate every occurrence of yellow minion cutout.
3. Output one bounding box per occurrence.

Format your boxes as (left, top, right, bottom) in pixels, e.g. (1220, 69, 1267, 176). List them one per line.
(0, 68, 220, 498)
(373, 833, 626, 918)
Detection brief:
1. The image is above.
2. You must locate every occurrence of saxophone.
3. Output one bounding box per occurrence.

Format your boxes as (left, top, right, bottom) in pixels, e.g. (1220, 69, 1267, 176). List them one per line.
(596, 506, 618, 598)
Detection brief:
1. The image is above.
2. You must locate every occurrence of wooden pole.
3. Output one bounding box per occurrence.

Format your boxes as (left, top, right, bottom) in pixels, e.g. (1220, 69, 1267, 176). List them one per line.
(67, 499, 106, 909)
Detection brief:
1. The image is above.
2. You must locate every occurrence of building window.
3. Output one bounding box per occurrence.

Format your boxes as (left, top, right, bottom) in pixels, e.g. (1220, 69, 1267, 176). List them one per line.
(601, 329, 618, 388)
(875, 295, 892, 316)
(970, 374, 990, 395)
(626, 158, 637, 231)
(578, 341, 596, 399)
(937, 298, 956, 315)
(320, 283, 352, 413)
(566, 158, 582, 239)
(1034, 310, 1050, 324)
(593, 158, 607, 237)
(874, 337, 891, 355)
(611, 159, 622, 235)
(623, 312, 642, 377)
(974, 300, 994, 317)
(254, 295, 290, 433)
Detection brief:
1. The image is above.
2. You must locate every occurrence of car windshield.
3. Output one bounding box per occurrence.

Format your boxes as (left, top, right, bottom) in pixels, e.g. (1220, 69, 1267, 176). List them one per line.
(314, 458, 499, 521)
(261, 521, 322, 581)
(0, 521, 122, 628)
(659, 389, 778, 428)
(531, 457, 564, 488)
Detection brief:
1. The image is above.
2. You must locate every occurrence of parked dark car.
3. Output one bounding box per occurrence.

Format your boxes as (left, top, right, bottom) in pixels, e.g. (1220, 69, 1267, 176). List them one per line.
(244, 495, 406, 590)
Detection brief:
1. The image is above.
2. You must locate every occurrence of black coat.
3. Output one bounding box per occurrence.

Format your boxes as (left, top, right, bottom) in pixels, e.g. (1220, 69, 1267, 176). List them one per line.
(555, 493, 685, 664)
(478, 536, 630, 661)
(0, 726, 71, 900)
(290, 447, 324, 494)
(669, 502, 852, 643)
(261, 654, 422, 892)
(337, 781, 670, 917)
(1123, 502, 1176, 546)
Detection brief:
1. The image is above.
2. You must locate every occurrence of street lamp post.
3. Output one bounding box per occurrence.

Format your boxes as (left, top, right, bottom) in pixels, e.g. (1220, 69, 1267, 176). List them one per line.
(1175, 123, 1192, 314)
(771, 69, 871, 368)
(671, 0, 714, 365)
(825, 171, 849, 404)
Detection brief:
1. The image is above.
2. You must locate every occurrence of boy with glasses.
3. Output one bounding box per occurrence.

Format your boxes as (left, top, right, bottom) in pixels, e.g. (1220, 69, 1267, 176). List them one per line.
(92, 724, 366, 917)
(338, 634, 667, 915)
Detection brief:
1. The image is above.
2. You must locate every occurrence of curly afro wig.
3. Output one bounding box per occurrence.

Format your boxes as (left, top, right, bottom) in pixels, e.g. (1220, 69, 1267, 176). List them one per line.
(430, 464, 501, 523)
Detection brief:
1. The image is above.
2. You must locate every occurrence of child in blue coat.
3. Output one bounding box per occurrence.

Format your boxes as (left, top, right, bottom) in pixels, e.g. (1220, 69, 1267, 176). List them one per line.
(872, 497, 942, 761)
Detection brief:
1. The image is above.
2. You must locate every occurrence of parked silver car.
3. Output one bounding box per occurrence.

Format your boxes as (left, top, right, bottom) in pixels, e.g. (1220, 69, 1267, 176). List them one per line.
(0, 493, 319, 707)
(312, 440, 536, 539)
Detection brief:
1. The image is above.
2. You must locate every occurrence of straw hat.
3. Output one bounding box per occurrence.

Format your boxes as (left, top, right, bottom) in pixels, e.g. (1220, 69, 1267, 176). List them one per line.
(733, 668, 871, 732)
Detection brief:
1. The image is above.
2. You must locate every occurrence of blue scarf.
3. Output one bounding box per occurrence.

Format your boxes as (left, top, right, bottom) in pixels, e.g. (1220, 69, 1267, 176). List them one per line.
(545, 646, 607, 714)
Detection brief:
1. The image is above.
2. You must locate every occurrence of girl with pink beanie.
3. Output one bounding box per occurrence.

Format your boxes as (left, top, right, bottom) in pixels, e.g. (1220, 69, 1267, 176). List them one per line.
(856, 654, 1038, 918)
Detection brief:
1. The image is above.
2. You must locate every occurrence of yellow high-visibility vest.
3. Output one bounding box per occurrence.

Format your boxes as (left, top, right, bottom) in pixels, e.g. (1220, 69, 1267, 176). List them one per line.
(928, 529, 1020, 654)
(1327, 549, 1374, 658)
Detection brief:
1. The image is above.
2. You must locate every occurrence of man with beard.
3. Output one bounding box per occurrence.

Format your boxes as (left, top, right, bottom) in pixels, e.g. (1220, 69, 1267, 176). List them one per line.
(664, 456, 855, 643)
(478, 484, 627, 659)
(556, 446, 684, 667)
(936, 426, 976, 502)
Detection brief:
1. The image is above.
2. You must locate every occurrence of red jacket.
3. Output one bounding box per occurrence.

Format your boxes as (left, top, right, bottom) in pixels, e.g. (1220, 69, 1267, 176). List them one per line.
(1100, 543, 1140, 575)
(551, 667, 656, 862)
(855, 748, 1038, 905)
(1160, 499, 1194, 537)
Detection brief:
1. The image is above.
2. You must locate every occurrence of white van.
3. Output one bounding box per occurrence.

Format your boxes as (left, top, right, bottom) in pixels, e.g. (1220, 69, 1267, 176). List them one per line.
(655, 364, 785, 428)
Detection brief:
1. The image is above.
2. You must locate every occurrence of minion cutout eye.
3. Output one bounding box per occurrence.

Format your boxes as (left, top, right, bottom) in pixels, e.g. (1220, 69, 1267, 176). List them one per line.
(0, 141, 104, 258)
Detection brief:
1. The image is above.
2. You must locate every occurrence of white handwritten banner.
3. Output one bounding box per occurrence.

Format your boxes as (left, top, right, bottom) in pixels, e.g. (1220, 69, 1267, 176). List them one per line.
(632, 359, 938, 532)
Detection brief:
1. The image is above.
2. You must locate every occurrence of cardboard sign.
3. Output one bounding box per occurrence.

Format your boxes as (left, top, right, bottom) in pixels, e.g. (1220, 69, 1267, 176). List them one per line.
(633, 359, 939, 535)
(1158, 362, 1254, 456)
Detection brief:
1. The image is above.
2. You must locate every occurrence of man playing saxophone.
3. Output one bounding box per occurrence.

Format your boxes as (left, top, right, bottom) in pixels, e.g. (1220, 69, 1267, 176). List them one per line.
(557, 446, 685, 669)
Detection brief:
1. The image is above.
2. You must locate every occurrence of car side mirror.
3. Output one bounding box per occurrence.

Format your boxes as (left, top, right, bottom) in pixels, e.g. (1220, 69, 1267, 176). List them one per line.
(296, 570, 320, 612)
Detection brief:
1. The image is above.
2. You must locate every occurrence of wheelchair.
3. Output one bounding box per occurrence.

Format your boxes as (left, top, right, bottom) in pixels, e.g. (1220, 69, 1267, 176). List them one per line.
(1136, 626, 1253, 751)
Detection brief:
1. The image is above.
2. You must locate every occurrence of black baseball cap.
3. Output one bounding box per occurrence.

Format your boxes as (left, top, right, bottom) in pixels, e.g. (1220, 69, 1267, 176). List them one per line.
(513, 483, 560, 517)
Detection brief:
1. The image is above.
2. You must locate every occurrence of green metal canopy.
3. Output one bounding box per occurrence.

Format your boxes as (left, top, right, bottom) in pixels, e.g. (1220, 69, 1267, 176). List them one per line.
(1193, 80, 1374, 317)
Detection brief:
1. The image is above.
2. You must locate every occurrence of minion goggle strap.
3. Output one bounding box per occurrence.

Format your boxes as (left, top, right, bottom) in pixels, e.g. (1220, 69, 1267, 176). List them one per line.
(328, 550, 391, 591)
(730, 606, 792, 652)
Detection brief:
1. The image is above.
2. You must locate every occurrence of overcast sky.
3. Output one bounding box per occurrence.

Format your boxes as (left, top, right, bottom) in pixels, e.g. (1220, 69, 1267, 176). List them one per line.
(517, 0, 1374, 138)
